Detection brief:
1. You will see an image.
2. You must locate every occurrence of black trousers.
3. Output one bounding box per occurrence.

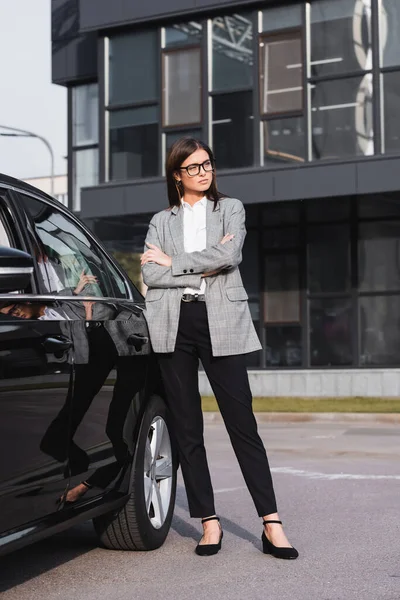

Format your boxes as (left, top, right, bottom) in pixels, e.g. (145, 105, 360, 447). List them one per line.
(157, 301, 278, 518)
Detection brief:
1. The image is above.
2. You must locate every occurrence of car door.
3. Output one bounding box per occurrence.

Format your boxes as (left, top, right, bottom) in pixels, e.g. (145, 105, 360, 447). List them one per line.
(16, 190, 152, 508)
(0, 190, 73, 537)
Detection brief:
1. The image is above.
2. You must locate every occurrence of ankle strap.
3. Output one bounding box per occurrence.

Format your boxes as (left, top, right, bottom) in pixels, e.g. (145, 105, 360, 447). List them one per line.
(263, 519, 282, 525)
(201, 516, 220, 524)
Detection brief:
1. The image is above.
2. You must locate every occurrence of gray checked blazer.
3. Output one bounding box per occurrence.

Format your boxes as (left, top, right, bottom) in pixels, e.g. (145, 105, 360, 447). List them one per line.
(142, 197, 261, 357)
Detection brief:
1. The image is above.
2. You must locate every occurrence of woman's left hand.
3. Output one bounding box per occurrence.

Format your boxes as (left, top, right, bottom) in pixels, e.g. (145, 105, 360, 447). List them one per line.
(141, 243, 172, 267)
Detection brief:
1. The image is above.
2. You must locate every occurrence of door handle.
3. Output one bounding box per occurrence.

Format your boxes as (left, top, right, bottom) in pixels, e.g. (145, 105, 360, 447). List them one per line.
(43, 336, 73, 354)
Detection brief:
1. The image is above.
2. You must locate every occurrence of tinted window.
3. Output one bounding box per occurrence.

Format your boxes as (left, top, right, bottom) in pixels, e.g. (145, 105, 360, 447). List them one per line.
(18, 193, 131, 300)
(0, 212, 11, 247)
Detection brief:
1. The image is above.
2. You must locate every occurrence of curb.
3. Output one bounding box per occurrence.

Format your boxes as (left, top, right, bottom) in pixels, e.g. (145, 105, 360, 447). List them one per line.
(202, 412, 400, 424)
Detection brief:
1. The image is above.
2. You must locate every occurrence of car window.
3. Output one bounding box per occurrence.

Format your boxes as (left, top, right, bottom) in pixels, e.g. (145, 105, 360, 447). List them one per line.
(18, 193, 130, 299)
(0, 216, 10, 247)
(0, 199, 12, 248)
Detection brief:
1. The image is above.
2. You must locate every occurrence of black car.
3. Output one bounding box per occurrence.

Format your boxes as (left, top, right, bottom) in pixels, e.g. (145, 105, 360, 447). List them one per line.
(0, 173, 177, 556)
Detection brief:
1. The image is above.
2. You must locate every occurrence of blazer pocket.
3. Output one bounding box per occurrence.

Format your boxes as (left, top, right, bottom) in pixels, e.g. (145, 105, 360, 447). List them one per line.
(226, 286, 248, 301)
(145, 288, 165, 302)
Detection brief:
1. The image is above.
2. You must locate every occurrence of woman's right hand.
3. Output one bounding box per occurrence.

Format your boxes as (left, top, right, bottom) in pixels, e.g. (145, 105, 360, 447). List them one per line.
(74, 270, 98, 295)
(201, 234, 234, 277)
(220, 233, 234, 245)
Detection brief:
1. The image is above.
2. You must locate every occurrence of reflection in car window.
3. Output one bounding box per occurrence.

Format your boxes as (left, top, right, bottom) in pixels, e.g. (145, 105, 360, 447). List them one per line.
(0, 209, 11, 248)
(18, 193, 129, 299)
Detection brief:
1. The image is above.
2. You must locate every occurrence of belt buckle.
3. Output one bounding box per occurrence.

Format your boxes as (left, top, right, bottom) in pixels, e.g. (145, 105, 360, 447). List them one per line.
(182, 294, 191, 303)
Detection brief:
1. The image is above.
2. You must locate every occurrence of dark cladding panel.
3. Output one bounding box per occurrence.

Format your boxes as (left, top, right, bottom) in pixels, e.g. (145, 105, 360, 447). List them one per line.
(52, 41, 68, 83)
(52, 34, 98, 84)
(66, 33, 98, 80)
(52, 0, 97, 84)
(79, 0, 265, 30)
(52, 0, 79, 41)
(81, 180, 167, 217)
(217, 170, 274, 204)
(357, 158, 400, 194)
(274, 163, 357, 201)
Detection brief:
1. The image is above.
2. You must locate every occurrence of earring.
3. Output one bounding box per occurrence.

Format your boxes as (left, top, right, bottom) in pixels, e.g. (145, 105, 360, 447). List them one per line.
(174, 179, 183, 198)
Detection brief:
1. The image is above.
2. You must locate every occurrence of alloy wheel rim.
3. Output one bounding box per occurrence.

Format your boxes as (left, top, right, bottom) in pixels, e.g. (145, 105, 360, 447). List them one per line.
(143, 416, 173, 529)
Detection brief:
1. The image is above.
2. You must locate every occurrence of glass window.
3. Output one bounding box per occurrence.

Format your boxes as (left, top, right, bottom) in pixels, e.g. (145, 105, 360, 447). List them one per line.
(109, 107, 158, 181)
(212, 14, 253, 92)
(308, 225, 350, 293)
(109, 31, 159, 105)
(166, 129, 202, 151)
(360, 295, 400, 365)
(311, 75, 374, 160)
(260, 31, 303, 115)
(265, 325, 302, 367)
(310, 297, 353, 366)
(264, 254, 300, 323)
(162, 48, 201, 127)
(263, 202, 300, 226)
(212, 91, 253, 169)
(0, 213, 11, 247)
(263, 117, 305, 165)
(262, 5, 302, 32)
(358, 222, 400, 292)
(311, 0, 372, 77)
(263, 227, 300, 250)
(358, 193, 400, 219)
(242, 230, 259, 302)
(72, 84, 99, 146)
(19, 194, 130, 299)
(93, 214, 153, 296)
(382, 71, 400, 154)
(73, 148, 99, 212)
(306, 197, 350, 222)
(164, 21, 202, 48)
(380, 0, 400, 68)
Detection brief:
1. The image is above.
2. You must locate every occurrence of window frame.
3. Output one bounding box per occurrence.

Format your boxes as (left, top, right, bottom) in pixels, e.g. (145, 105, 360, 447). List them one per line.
(71, 82, 100, 212)
(259, 27, 304, 120)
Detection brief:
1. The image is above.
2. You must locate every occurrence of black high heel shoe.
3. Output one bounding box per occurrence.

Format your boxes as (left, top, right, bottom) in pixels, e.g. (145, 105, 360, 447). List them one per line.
(195, 516, 223, 556)
(262, 519, 299, 560)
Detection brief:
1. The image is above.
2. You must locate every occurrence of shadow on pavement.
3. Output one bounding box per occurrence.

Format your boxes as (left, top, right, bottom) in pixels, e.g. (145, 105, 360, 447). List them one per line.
(174, 484, 261, 549)
(0, 522, 98, 593)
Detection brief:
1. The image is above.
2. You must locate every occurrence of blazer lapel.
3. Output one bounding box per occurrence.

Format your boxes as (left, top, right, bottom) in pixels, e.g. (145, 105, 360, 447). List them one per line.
(169, 205, 185, 254)
(206, 199, 221, 249)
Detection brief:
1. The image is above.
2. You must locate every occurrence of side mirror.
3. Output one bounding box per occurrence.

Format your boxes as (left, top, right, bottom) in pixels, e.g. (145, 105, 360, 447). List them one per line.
(0, 247, 34, 293)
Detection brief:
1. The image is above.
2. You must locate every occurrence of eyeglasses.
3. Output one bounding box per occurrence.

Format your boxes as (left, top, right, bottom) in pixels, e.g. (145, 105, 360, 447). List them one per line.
(179, 159, 214, 177)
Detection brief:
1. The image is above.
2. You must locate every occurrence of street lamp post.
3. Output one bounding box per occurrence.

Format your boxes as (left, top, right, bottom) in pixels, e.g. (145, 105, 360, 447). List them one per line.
(0, 125, 55, 196)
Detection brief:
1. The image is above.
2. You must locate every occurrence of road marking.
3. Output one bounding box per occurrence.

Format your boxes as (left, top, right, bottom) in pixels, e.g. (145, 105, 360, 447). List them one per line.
(213, 469, 400, 494)
(271, 467, 400, 480)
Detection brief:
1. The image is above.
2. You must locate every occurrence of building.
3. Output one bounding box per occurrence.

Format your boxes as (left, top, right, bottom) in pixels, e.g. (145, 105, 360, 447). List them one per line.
(23, 174, 68, 207)
(51, 0, 400, 397)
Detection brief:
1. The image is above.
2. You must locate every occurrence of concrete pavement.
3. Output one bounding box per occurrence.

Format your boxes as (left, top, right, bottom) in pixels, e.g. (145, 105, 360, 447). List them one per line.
(0, 419, 399, 600)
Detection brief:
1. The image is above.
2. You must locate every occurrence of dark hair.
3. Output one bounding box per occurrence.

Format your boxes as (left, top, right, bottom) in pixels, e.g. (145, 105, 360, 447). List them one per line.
(165, 137, 226, 210)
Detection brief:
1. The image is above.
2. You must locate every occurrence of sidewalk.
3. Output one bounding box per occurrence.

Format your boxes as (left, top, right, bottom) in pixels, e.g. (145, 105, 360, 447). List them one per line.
(203, 411, 400, 423)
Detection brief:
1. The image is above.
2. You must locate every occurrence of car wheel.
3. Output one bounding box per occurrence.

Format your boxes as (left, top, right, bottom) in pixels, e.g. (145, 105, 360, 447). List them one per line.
(93, 395, 177, 551)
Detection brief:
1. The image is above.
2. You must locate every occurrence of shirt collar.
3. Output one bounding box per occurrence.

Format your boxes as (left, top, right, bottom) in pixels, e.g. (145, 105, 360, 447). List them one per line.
(181, 196, 207, 209)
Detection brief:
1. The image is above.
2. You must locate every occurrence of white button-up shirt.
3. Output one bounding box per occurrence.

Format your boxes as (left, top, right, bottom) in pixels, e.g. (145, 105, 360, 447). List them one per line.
(182, 196, 207, 295)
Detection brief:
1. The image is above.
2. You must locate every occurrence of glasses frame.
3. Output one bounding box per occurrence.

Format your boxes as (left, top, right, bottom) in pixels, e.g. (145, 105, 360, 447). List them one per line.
(178, 159, 215, 177)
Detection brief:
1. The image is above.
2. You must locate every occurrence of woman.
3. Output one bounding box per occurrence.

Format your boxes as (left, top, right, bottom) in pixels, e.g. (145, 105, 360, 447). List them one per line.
(141, 137, 298, 559)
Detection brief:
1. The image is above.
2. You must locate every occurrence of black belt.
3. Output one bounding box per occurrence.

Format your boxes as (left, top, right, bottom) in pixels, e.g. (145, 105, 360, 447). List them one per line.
(182, 293, 206, 302)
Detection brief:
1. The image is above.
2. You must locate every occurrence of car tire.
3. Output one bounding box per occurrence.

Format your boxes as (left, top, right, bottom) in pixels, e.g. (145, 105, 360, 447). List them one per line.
(93, 395, 177, 551)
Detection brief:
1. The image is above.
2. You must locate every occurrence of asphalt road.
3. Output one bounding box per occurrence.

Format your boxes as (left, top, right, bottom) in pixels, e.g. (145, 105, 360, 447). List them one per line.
(1, 420, 399, 600)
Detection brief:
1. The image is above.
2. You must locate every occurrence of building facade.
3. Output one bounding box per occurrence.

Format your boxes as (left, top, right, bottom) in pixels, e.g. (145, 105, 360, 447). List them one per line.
(23, 175, 68, 207)
(52, 0, 400, 396)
